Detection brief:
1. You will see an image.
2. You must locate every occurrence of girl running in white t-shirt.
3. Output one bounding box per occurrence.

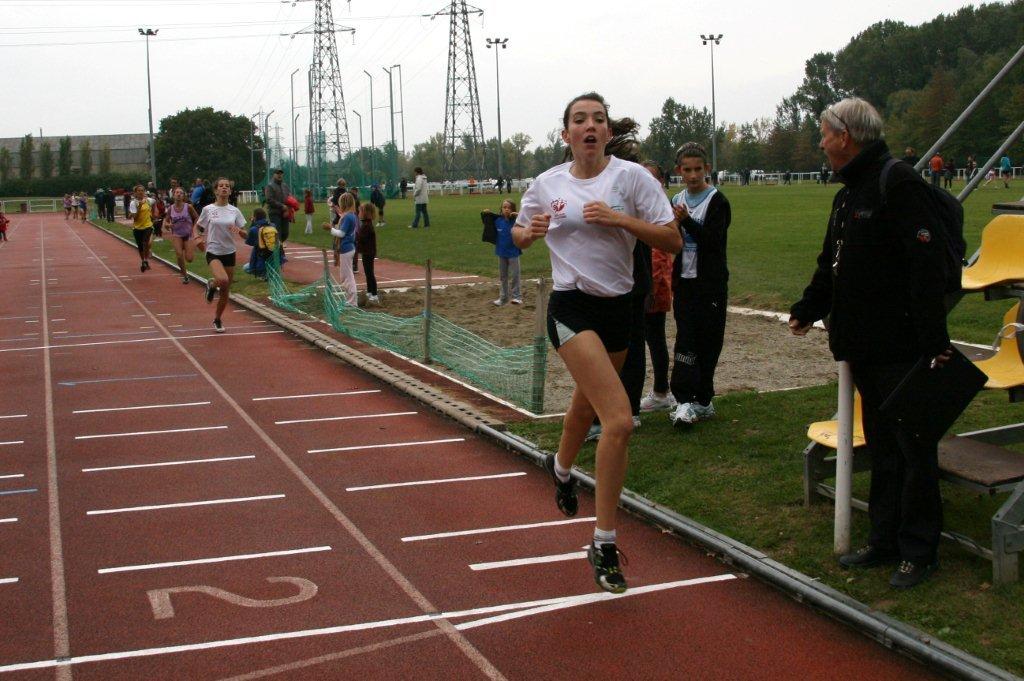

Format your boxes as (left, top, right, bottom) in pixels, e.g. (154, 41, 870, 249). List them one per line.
(195, 177, 248, 333)
(513, 92, 681, 593)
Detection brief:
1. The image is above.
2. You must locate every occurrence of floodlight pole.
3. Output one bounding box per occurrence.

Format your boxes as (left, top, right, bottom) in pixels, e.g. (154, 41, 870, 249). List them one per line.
(363, 70, 375, 180)
(290, 68, 299, 187)
(383, 66, 398, 189)
(352, 109, 364, 174)
(263, 110, 275, 187)
(139, 28, 159, 188)
(394, 64, 406, 157)
(486, 37, 509, 179)
(700, 33, 723, 183)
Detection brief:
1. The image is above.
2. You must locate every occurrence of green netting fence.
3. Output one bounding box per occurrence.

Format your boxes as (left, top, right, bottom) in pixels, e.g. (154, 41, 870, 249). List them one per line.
(265, 250, 547, 412)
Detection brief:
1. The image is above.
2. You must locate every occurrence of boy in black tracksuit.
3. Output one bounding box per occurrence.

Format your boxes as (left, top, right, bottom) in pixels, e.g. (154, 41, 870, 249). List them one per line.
(668, 143, 731, 426)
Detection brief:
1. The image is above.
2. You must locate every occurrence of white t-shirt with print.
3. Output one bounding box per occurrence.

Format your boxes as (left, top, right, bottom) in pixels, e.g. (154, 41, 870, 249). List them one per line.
(196, 203, 245, 256)
(516, 155, 674, 297)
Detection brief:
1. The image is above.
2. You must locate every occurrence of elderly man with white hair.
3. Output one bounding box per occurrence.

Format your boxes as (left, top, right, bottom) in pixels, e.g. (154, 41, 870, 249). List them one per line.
(788, 97, 953, 589)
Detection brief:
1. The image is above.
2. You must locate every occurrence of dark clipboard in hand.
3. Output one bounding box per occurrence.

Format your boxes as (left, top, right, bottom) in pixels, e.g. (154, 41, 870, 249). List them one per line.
(879, 347, 988, 441)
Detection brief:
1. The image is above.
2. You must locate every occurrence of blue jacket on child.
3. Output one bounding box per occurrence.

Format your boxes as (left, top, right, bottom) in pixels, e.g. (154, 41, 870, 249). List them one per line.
(245, 218, 271, 276)
(494, 215, 521, 259)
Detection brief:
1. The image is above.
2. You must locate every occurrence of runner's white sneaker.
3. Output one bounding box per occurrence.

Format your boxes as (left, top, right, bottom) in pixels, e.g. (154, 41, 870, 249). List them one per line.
(670, 401, 715, 426)
(640, 391, 676, 412)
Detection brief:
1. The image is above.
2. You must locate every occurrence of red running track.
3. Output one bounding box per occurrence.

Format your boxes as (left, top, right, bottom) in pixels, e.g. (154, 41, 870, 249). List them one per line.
(0, 214, 937, 679)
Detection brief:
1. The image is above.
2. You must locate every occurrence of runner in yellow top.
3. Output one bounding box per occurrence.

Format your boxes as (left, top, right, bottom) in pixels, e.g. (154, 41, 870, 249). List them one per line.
(128, 184, 155, 272)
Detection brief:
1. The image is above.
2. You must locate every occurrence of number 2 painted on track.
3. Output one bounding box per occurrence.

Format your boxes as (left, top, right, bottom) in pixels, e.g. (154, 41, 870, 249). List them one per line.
(147, 576, 318, 620)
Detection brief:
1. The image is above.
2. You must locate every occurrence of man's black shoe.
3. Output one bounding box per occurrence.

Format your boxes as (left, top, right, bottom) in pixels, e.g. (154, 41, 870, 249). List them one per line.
(889, 559, 938, 589)
(543, 453, 578, 517)
(838, 545, 899, 569)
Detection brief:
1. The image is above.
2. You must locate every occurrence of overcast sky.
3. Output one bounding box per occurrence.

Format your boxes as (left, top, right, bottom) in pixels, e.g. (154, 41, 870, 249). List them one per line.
(0, 0, 1003, 154)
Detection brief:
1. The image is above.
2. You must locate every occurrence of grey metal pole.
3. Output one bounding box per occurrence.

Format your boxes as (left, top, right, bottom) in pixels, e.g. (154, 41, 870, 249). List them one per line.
(700, 33, 723, 183)
(290, 68, 299, 187)
(363, 70, 375, 180)
(917, 42, 1024, 173)
(352, 110, 364, 175)
(263, 110, 274, 187)
(394, 64, 406, 157)
(140, 28, 158, 188)
(383, 66, 397, 188)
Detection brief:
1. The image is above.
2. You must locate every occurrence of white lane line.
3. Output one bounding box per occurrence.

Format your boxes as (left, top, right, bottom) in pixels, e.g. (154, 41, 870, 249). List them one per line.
(0, 578, 18, 585)
(455, 574, 738, 631)
(87, 494, 285, 516)
(52, 331, 68, 335)
(24, 320, 38, 324)
(0, 315, 38, 321)
(75, 425, 227, 440)
(347, 472, 526, 492)
(83, 454, 256, 473)
(0, 575, 735, 673)
(276, 411, 416, 425)
(0, 518, 18, 524)
(309, 437, 465, 455)
(402, 516, 597, 543)
(0, 330, 285, 354)
(156, 313, 171, 317)
(0, 414, 28, 420)
(97, 545, 332, 574)
(50, 318, 65, 322)
(252, 389, 381, 401)
(0, 441, 25, 446)
(469, 550, 588, 572)
(0, 474, 25, 480)
(73, 401, 211, 414)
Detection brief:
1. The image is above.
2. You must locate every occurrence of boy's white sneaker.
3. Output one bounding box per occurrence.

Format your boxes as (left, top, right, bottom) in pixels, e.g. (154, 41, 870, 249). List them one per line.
(492, 298, 506, 306)
(670, 401, 715, 426)
(640, 391, 676, 412)
(366, 294, 380, 305)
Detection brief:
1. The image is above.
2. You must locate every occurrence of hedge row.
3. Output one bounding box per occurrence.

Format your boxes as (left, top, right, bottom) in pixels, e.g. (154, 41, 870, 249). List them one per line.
(0, 173, 150, 197)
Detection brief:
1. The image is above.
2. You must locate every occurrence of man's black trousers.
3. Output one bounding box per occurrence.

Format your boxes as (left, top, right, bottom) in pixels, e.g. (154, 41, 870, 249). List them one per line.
(852, 360, 943, 563)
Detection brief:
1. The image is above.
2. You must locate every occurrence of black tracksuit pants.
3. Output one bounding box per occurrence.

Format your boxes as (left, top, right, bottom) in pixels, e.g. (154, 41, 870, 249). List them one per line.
(669, 279, 727, 406)
(851, 360, 943, 563)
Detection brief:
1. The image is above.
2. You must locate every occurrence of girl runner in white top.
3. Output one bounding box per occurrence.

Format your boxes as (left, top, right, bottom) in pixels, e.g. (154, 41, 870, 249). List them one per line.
(195, 177, 247, 333)
(513, 92, 680, 593)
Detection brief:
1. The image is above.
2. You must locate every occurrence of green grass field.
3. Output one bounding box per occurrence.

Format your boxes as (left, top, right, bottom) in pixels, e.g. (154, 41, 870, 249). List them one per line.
(271, 180, 1022, 344)
(87, 180, 1024, 674)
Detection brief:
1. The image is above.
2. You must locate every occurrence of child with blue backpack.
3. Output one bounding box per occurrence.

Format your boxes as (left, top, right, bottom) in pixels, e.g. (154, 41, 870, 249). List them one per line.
(243, 208, 275, 279)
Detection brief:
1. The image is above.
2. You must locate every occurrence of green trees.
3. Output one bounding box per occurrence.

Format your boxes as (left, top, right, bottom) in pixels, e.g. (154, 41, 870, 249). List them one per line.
(79, 140, 93, 176)
(18, 135, 34, 180)
(0, 148, 11, 183)
(57, 136, 72, 176)
(98, 145, 112, 175)
(38, 142, 54, 179)
(154, 107, 264, 189)
(641, 99, 714, 172)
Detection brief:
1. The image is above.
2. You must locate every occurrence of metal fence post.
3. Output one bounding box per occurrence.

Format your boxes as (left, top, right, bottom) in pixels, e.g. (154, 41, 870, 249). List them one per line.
(530, 277, 549, 414)
(834, 361, 854, 555)
(423, 259, 433, 364)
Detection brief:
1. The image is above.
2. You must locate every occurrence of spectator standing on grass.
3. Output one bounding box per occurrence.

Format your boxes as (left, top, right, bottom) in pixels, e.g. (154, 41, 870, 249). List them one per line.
(789, 97, 952, 589)
(190, 178, 204, 207)
(128, 184, 155, 273)
(639, 164, 677, 415)
(104, 188, 116, 222)
(370, 183, 386, 227)
(324, 191, 358, 306)
(94, 188, 106, 218)
(409, 167, 430, 229)
(163, 186, 199, 284)
(122, 189, 131, 219)
(482, 199, 522, 306)
(195, 177, 248, 333)
(303, 188, 315, 234)
(400, 176, 408, 199)
(966, 155, 978, 179)
(929, 152, 943, 187)
(357, 202, 379, 305)
(667, 142, 731, 427)
(513, 92, 680, 593)
(0, 207, 9, 241)
(1000, 154, 1012, 188)
(943, 157, 955, 189)
(264, 169, 292, 245)
(900, 146, 919, 168)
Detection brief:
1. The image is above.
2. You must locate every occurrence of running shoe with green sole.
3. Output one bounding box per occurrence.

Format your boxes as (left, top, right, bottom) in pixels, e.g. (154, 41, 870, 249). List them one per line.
(587, 542, 627, 593)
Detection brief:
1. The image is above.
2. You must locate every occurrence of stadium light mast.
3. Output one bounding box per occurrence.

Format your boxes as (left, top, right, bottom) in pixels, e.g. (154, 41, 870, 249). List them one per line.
(485, 37, 508, 179)
(700, 33, 723, 183)
(139, 28, 158, 188)
(363, 70, 375, 180)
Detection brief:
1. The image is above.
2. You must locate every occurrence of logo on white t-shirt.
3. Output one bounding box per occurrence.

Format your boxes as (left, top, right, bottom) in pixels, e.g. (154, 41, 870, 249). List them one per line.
(550, 198, 567, 218)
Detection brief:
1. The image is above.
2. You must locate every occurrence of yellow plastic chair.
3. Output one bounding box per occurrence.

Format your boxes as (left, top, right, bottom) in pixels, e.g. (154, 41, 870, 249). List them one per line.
(975, 302, 1024, 390)
(807, 391, 865, 449)
(961, 215, 1024, 291)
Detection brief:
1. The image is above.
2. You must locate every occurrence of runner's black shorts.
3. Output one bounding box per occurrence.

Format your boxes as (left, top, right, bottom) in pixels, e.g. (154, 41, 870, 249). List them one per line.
(206, 251, 237, 268)
(547, 289, 633, 353)
(132, 227, 153, 256)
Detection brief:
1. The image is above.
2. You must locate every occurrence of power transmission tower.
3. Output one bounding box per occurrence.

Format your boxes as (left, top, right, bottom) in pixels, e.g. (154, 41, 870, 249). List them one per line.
(304, 0, 355, 194)
(434, 1, 484, 180)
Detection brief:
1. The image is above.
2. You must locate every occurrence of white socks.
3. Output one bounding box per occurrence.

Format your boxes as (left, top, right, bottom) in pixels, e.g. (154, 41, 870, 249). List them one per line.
(593, 528, 617, 548)
(553, 457, 571, 483)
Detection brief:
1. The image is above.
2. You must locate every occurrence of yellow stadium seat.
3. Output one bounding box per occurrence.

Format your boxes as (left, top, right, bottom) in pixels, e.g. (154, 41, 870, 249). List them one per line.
(974, 302, 1024, 390)
(961, 215, 1024, 291)
(807, 391, 865, 449)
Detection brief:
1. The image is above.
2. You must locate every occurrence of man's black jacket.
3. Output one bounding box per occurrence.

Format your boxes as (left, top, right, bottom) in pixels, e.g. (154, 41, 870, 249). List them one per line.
(790, 140, 950, 364)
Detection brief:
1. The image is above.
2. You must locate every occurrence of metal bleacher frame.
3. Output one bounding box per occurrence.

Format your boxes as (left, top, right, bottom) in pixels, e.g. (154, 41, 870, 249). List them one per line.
(803, 42, 1024, 584)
